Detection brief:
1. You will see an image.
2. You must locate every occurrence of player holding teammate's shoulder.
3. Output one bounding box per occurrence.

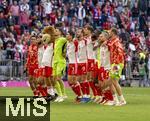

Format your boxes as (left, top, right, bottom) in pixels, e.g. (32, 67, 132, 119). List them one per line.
(66, 30, 82, 103)
(83, 25, 99, 100)
(75, 28, 91, 102)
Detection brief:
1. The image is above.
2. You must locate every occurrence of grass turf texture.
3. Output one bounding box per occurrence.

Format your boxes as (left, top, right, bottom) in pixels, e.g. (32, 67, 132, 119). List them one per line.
(0, 87, 150, 121)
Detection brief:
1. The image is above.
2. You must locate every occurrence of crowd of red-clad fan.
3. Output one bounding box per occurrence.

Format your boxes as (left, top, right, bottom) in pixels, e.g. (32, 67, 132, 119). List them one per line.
(0, 0, 149, 86)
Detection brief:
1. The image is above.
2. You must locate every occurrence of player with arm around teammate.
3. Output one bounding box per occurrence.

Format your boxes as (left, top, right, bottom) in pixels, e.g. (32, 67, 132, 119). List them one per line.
(66, 31, 82, 102)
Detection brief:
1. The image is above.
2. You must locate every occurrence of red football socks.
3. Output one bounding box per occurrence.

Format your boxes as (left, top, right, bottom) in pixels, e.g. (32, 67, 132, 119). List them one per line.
(33, 90, 39, 96)
(70, 83, 82, 97)
(80, 82, 87, 95)
(103, 90, 113, 101)
(89, 81, 97, 96)
(37, 85, 47, 97)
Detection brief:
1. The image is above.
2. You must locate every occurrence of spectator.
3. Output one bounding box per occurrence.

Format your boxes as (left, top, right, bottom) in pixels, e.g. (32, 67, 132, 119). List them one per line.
(9, 25, 17, 40)
(0, 0, 9, 15)
(92, 4, 101, 29)
(138, 59, 147, 87)
(43, 17, 50, 26)
(122, 0, 128, 7)
(76, 2, 86, 27)
(4, 33, 16, 59)
(13, 47, 21, 78)
(147, 3, 150, 16)
(0, 37, 4, 60)
(7, 12, 15, 26)
(57, 10, 63, 23)
(131, 32, 140, 50)
(132, 66, 139, 78)
(43, 0, 53, 18)
(19, 11, 29, 34)
(139, 32, 146, 50)
(0, 11, 7, 29)
(132, 52, 140, 72)
(101, 9, 108, 27)
(125, 50, 133, 85)
(139, 12, 148, 32)
(30, 5, 42, 21)
(131, 2, 139, 21)
(9, 0, 19, 24)
(109, 12, 117, 26)
(102, 17, 112, 30)
(114, 9, 122, 28)
(138, 0, 148, 13)
(130, 20, 137, 32)
(50, 9, 57, 25)
(29, 0, 38, 10)
(119, 27, 130, 46)
(20, 0, 30, 13)
(67, 3, 76, 25)
(117, 1, 124, 13)
(15, 40, 23, 54)
(62, 11, 68, 26)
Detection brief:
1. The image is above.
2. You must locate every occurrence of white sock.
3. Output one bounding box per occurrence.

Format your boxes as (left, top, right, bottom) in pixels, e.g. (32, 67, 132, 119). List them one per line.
(83, 95, 87, 98)
(113, 94, 119, 102)
(78, 96, 82, 98)
(119, 95, 125, 101)
(48, 88, 55, 96)
(87, 95, 91, 98)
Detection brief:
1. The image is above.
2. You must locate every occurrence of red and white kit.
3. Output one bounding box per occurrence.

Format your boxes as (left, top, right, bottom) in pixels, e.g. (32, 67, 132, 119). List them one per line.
(98, 43, 111, 81)
(77, 39, 88, 75)
(26, 44, 38, 77)
(67, 41, 78, 75)
(84, 36, 95, 72)
(41, 43, 54, 77)
(93, 40, 99, 78)
(35, 46, 45, 78)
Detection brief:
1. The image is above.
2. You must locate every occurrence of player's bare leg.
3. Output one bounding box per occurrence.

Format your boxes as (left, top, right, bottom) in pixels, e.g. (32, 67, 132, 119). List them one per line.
(111, 79, 126, 105)
(110, 84, 119, 105)
(28, 75, 39, 97)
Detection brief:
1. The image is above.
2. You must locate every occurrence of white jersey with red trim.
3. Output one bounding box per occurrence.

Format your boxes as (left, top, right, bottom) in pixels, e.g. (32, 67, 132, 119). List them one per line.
(67, 41, 77, 64)
(38, 46, 45, 68)
(77, 39, 87, 63)
(85, 36, 95, 60)
(42, 43, 54, 67)
(99, 43, 111, 69)
(93, 40, 99, 60)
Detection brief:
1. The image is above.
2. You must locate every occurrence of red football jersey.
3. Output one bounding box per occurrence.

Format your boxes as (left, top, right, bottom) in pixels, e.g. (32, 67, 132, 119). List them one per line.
(107, 37, 125, 64)
(26, 44, 38, 69)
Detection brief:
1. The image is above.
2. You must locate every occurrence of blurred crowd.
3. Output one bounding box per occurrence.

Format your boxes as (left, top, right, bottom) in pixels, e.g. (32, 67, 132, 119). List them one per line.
(0, 0, 149, 86)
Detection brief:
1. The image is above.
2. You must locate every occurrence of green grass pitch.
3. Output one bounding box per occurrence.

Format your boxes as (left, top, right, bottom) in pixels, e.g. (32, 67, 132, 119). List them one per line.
(0, 87, 150, 121)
